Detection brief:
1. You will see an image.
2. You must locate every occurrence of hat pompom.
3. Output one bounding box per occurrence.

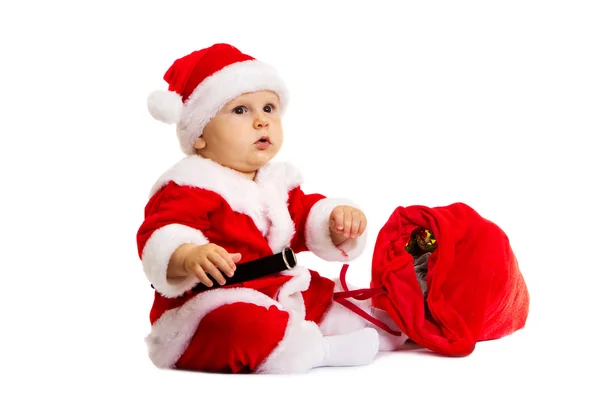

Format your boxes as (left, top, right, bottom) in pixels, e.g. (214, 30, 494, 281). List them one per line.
(147, 90, 183, 124)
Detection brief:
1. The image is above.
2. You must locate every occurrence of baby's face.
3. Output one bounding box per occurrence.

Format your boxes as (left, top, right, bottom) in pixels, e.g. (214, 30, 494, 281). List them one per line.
(194, 90, 283, 176)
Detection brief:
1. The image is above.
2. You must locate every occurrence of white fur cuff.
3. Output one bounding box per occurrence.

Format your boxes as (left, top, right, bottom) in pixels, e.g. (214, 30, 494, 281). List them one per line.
(141, 223, 209, 298)
(304, 198, 368, 262)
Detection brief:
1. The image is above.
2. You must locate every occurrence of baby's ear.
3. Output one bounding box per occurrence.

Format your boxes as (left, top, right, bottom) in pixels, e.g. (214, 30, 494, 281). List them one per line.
(193, 136, 207, 150)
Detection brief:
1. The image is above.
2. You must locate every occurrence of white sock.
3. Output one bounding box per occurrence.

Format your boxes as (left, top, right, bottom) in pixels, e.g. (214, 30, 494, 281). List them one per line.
(318, 327, 379, 367)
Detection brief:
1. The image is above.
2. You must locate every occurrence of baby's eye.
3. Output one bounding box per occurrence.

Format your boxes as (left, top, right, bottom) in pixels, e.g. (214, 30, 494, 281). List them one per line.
(233, 106, 247, 114)
(263, 104, 275, 113)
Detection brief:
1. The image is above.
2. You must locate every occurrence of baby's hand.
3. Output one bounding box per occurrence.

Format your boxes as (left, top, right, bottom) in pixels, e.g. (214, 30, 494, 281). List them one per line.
(183, 243, 241, 287)
(329, 205, 367, 245)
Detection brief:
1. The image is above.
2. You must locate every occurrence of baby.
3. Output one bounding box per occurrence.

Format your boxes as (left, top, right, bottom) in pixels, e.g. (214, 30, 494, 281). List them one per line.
(137, 43, 406, 374)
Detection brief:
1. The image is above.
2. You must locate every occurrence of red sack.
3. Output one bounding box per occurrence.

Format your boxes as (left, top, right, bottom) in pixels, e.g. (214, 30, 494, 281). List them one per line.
(335, 202, 530, 356)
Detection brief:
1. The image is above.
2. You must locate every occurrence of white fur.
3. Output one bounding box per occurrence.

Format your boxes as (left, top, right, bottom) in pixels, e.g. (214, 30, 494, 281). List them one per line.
(176, 60, 289, 155)
(146, 287, 283, 369)
(254, 162, 302, 253)
(305, 198, 368, 262)
(141, 223, 209, 298)
(147, 90, 183, 124)
(276, 265, 312, 319)
(149, 155, 302, 253)
(255, 311, 326, 374)
(318, 278, 371, 336)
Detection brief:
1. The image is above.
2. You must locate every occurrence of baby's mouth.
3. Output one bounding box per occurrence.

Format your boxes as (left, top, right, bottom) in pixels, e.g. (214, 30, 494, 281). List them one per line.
(255, 136, 271, 144)
(254, 136, 272, 150)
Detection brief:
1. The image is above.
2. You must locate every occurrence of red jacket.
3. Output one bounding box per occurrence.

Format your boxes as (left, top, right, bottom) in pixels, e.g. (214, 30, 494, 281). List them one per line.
(136, 155, 367, 327)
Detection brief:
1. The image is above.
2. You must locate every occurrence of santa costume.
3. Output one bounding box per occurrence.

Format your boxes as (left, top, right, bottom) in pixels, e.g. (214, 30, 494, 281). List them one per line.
(137, 43, 406, 374)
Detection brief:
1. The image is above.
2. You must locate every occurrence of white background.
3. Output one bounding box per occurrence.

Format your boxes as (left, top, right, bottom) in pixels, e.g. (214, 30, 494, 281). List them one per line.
(1, 0, 598, 399)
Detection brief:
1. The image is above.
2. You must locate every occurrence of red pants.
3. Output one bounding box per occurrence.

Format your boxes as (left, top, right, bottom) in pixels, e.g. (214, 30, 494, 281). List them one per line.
(176, 302, 290, 373)
(146, 267, 402, 373)
(147, 268, 338, 373)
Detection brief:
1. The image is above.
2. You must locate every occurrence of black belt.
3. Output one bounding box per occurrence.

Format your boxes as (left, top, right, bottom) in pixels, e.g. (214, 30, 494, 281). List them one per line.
(150, 247, 298, 293)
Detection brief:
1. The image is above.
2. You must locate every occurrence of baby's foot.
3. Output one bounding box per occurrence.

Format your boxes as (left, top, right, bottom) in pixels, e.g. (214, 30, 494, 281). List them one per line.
(320, 327, 379, 367)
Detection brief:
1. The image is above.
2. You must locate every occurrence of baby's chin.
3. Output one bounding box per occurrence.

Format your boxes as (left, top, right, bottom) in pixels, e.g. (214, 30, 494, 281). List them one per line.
(250, 147, 278, 162)
(245, 156, 274, 170)
(225, 153, 275, 174)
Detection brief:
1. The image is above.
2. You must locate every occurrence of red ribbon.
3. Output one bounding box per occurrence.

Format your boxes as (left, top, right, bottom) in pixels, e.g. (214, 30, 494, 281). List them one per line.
(333, 264, 404, 336)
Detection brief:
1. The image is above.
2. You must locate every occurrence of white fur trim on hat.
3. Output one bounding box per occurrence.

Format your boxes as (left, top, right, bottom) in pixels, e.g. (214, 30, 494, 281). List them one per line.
(175, 59, 289, 155)
(147, 90, 184, 124)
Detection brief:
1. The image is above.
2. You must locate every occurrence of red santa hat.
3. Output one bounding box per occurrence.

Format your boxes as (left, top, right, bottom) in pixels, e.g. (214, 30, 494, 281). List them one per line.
(147, 43, 289, 155)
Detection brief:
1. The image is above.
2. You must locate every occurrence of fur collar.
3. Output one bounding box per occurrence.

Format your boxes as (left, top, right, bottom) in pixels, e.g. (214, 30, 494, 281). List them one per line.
(149, 155, 304, 252)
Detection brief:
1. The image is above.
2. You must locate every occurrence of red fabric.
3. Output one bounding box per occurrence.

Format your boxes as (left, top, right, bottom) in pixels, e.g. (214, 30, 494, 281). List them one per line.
(287, 187, 326, 253)
(370, 202, 530, 356)
(163, 43, 255, 101)
(169, 273, 335, 372)
(175, 302, 289, 373)
(162, 271, 335, 372)
(137, 182, 275, 325)
(147, 274, 294, 325)
(136, 182, 274, 263)
(302, 269, 336, 324)
(333, 264, 402, 336)
(137, 183, 325, 266)
(136, 181, 331, 326)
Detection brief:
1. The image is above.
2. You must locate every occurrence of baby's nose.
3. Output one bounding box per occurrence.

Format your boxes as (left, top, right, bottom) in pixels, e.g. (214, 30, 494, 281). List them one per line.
(253, 118, 269, 129)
